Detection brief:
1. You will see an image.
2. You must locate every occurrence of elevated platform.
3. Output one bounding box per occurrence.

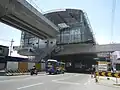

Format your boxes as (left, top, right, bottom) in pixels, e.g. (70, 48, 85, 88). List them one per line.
(55, 43, 120, 55)
(0, 0, 59, 39)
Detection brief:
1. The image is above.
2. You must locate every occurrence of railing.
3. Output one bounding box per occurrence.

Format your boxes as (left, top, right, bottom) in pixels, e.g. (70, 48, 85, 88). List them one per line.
(33, 44, 58, 62)
(83, 11, 96, 44)
(13, 44, 60, 63)
(26, 0, 44, 13)
(19, 0, 59, 31)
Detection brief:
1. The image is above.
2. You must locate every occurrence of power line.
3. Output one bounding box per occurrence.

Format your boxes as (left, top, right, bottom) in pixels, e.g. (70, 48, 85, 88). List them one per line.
(28, 0, 44, 13)
(0, 38, 11, 42)
(110, 0, 116, 43)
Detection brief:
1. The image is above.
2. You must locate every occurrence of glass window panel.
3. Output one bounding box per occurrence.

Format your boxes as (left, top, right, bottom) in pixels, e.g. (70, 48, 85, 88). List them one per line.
(56, 26, 84, 44)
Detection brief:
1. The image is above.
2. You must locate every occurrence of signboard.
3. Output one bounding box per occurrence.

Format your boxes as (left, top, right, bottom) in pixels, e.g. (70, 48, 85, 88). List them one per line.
(98, 64, 108, 71)
(98, 61, 110, 64)
(97, 52, 110, 57)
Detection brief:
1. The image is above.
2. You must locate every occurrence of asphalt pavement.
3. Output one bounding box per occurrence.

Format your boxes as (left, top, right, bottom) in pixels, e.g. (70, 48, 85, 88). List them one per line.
(0, 73, 119, 90)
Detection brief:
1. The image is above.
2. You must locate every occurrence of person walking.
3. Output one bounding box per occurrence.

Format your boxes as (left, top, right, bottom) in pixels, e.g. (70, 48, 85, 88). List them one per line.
(91, 65, 96, 78)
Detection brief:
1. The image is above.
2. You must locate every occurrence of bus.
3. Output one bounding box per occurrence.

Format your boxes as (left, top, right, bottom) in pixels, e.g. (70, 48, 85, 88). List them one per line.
(46, 59, 65, 74)
(46, 59, 59, 74)
(59, 62, 65, 74)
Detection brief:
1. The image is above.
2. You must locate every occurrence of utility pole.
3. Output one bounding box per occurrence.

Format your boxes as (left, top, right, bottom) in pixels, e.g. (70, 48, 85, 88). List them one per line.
(9, 39, 14, 56)
(0, 38, 14, 56)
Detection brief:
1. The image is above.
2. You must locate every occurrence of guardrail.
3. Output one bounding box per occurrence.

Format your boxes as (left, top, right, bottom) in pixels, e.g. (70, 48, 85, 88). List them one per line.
(95, 71, 120, 86)
(5, 69, 30, 76)
(95, 71, 120, 78)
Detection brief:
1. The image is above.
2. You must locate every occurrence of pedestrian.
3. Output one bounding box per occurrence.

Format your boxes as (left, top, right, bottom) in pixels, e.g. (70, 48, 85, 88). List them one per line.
(91, 65, 96, 78)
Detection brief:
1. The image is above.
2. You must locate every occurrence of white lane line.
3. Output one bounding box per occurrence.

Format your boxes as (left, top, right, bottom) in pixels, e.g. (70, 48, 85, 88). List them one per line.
(52, 74, 79, 81)
(0, 77, 33, 83)
(74, 74, 80, 76)
(52, 74, 82, 85)
(0, 79, 20, 83)
(0, 76, 45, 83)
(84, 82, 88, 85)
(52, 76, 72, 81)
(84, 76, 92, 85)
(17, 83, 43, 89)
(84, 80, 91, 85)
(88, 80, 91, 83)
(53, 81, 80, 85)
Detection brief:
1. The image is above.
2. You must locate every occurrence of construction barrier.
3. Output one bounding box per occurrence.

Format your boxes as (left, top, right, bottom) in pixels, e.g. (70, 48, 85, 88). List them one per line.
(5, 69, 30, 76)
(95, 71, 120, 86)
(95, 71, 120, 78)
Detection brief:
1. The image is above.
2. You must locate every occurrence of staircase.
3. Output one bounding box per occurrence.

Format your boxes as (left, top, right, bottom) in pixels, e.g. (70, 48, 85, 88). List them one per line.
(18, 44, 62, 63)
(31, 45, 61, 62)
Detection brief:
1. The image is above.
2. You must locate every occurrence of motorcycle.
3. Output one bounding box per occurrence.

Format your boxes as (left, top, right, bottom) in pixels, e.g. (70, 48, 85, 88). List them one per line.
(30, 69, 38, 75)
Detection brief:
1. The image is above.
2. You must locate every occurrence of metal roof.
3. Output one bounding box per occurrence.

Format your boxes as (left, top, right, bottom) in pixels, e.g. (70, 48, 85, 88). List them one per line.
(44, 9, 96, 43)
(44, 9, 84, 28)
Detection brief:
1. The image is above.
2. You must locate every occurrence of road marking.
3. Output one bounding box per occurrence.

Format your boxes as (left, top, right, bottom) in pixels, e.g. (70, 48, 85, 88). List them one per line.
(0, 77, 34, 83)
(88, 80, 91, 84)
(74, 74, 80, 76)
(84, 82, 88, 85)
(17, 83, 43, 89)
(53, 81, 80, 85)
(52, 76, 73, 81)
(84, 80, 91, 85)
(52, 74, 82, 85)
(52, 74, 80, 81)
(0, 75, 45, 83)
(84, 76, 92, 85)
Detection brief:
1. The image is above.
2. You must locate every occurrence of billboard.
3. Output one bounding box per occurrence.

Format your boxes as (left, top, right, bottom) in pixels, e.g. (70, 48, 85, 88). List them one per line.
(97, 52, 110, 57)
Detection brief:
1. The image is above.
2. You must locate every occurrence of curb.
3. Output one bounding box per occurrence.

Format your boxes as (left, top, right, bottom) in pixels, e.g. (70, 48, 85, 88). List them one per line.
(98, 77, 118, 81)
(5, 73, 30, 76)
(113, 84, 120, 86)
(5, 72, 46, 76)
(96, 76, 120, 86)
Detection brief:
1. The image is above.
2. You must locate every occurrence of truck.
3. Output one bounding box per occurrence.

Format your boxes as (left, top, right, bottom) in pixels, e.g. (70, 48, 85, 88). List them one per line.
(111, 51, 120, 71)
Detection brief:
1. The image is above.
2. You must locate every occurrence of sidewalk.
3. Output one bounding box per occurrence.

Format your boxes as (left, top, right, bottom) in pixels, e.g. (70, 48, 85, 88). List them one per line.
(96, 76, 120, 86)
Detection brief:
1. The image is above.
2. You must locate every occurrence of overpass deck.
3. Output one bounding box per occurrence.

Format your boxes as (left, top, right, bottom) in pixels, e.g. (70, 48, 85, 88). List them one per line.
(0, 0, 59, 39)
(56, 43, 120, 55)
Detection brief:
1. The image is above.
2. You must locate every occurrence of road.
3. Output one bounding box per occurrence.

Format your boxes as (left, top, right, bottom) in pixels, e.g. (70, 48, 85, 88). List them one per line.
(0, 73, 119, 90)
